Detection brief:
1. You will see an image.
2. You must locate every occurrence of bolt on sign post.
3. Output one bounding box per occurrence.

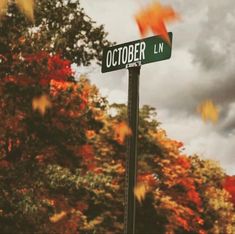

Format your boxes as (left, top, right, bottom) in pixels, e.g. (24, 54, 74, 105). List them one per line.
(102, 32, 173, 234)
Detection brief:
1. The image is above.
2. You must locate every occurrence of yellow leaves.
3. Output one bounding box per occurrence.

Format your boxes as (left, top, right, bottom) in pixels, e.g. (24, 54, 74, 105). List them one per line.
(49, 211, 67, 223)
(32, 95, 52, 116)
(197, 100, 219, 124)
(0, 0, 34, 21)
(135, 2, 180, 44)
(113, 122, 132, 144)
(134, 182, 148, 204)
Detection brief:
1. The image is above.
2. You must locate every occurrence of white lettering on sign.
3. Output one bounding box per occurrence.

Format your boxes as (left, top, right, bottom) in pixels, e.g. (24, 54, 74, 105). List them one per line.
(118, 47, 122, 65)
(106, 50, 112, 68)
(112, 49, 118, 66)
(105, 41, 146, 68)
(154, 43, 164, 54)
(128, 45, 134, 63)
(122, 46, 128, 64)
(140, 42, 146, 60)
(134, 43, 140, 62)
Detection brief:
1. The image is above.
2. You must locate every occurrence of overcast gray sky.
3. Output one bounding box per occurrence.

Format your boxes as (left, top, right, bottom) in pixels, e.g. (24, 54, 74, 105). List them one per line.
(80, 0, 235, 175)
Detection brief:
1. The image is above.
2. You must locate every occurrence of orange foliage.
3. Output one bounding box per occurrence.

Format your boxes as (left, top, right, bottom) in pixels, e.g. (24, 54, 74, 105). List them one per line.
(50, 79, 79, 96)
(154, 129, 183, 153)
(49, 211, 67, 223)
(135, 2, 179, 44)
(175, 216, 190, 231)
(50, 79, 89, 118)
(77, 144, 97, 171)
(138, 173, 158, 187)
(78, 144, 94, 161)
(86, 130, 96, 140)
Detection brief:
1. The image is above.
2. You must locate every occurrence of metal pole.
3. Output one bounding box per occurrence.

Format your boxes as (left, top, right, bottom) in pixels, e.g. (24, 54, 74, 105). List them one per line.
(124, 66, 140, 234)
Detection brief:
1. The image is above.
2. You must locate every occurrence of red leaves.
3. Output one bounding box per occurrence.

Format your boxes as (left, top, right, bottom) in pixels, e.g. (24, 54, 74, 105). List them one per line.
(175, 216, 190, 231)
(78, 144, 94, 161)
(46, 55, 72, 83)
(178, 178, 202, 208)
(24, 52, 72, 86)
(4, 53, 72, 87)
(77, 144, 97, 171)
(177, 156, 191, 169)
(138, 173, 158, 187)
(223, 176, 235, 206)
(135, 2, 180, 44)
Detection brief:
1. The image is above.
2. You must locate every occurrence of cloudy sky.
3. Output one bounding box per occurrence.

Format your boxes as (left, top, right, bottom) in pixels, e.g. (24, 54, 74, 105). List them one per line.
(79, 0, 235, 175)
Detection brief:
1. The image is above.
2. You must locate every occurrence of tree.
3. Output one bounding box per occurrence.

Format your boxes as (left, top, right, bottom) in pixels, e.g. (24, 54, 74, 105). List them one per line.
(0, 0, 111, 78)
(0, 1, 116, 234)
(190, 156, 235, 233)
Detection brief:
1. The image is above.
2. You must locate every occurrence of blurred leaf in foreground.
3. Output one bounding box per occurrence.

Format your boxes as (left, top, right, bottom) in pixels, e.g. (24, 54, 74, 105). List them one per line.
(135, 1, 180, 44)
(113, 122, 132, 144)
(32, 95, 52, 116)
(0, 0, 34, 21)
(134, 182, 148, 204)
(197, 100, 219, 124)
(0, 0, 8, 18)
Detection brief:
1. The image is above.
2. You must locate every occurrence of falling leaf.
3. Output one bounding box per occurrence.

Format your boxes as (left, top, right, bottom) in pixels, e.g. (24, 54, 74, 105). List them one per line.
(113, 122, 132, 144)
(135, 2, 180, 44)
(32, 95, 52, 116)
(0, 0, 7, 18)
(49, 211, 67, 223)
(0, 0, 34, 21)
(197, 100, 219, 123)
(15, 0, 35, 22)
(134, 182, 148, 204)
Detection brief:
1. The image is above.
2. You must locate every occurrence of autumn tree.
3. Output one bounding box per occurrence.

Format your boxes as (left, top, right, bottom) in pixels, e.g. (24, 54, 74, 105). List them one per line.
(0, 0, 111, 78)
(0, 1, 115, 234)
(190, 156, 235, 233)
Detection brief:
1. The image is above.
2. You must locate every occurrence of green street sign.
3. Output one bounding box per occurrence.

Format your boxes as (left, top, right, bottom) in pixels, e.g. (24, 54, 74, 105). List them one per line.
(102, 32, 172, 73)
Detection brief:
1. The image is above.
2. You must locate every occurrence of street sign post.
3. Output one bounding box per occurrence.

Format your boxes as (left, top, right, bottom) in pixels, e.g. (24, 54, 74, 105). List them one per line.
(102, 33, 173, 234)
